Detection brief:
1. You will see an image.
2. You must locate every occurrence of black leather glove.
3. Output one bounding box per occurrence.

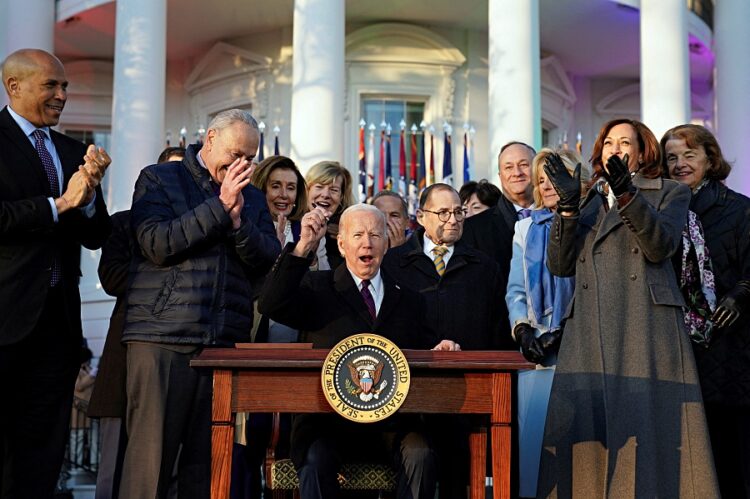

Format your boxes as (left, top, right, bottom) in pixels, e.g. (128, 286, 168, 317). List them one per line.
(543, 154, 581, 214)
(514, 323, 545, 364)
(712, 280, 750, 329)
(537, 329, 562, 356)
(601, 154, 635, 198)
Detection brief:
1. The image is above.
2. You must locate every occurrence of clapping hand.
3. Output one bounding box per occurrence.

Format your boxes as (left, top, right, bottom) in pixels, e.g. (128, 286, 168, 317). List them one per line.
(543, 153, 581, 214)
(601, 154, 635, 198)
(82, 145, 111, 185)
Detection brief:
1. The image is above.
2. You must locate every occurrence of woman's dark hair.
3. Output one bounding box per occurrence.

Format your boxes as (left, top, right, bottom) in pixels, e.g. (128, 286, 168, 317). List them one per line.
(458, 179, 502, 207)
(660, 124, 732, 181)
(589, 118, 662, 180)
(250, 155, 308, 221)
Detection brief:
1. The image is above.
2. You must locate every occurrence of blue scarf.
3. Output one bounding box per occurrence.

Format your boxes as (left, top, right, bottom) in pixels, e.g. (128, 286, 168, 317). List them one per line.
(524, 208, 576, 331)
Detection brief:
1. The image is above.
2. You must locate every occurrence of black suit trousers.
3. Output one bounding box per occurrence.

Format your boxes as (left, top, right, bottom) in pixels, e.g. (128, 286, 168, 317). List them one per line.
(0, 286, 80, 499)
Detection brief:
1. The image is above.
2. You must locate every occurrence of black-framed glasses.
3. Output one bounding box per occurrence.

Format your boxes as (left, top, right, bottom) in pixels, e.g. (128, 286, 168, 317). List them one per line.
(421, 208, 466, 222)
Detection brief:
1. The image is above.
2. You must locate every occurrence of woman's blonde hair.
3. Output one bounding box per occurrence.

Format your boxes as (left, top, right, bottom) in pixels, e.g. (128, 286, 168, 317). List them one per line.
(532, 148, 591, 207)
(304, 161, 355, 214)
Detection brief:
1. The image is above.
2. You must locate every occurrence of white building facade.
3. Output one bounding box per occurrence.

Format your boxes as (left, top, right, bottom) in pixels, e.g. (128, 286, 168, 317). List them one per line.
(1, 0, 746, 352)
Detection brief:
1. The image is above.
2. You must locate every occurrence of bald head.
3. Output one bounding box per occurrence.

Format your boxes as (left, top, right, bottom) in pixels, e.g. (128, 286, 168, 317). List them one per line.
(2, 49, 68, 127)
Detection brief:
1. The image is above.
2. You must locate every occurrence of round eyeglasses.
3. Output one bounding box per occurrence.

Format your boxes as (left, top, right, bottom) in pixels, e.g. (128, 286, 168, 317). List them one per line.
(420, 208, 466, 222)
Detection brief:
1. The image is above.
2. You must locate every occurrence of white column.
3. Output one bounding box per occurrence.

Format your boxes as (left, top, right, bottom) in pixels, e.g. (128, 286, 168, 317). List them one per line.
(1, 0, 56, 108)
(290, 0, 345, 169)
(715, 0, 750, 196)
(488, 0, 541, 168)
(640, 0, 690, 139)
(108, 0, 167, 212)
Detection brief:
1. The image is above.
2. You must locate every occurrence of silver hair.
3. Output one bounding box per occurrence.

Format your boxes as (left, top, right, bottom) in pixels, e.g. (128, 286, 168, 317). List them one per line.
(340, 203, 387, 236)
(207, 109, 259, 134)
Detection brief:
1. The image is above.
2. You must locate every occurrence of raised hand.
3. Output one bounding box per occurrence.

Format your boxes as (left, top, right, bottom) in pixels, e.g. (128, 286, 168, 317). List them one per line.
(601, 154, 635, 198)
(386, 218, 406, 248)
(276, 213, 288, 245)
(543, 153, 581, 214)
(81, 144, 111, 185)
(293, 206, 332, 257)
(219, 158, 252, 212)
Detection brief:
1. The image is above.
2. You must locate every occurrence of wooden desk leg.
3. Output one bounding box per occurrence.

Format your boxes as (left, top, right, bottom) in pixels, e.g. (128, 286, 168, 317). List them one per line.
(469, 428, 487, 499)
(211, 369, 234, 499)
(491, 373, 512, 499)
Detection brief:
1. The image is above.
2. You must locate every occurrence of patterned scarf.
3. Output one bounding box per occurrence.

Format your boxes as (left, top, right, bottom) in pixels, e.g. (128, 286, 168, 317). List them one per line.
(680, 210, 717, 347)
(524, 208, 576, 331)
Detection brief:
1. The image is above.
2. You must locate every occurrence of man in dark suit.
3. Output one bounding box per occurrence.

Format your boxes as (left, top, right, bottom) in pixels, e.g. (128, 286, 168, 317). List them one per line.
(0, 48, 111, 498)
(462, 141, 535, 275)
(260, 204, 457, 499)
(383, 183, 514, 498)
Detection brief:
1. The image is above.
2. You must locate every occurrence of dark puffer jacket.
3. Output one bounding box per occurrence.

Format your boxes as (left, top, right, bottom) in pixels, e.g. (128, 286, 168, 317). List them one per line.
(122, 144, 281, 346)
(691, 180, 750, 405)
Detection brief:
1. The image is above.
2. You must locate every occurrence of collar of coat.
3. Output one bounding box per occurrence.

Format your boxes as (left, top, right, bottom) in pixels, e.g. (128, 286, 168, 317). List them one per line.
(395, 227, 481, 276)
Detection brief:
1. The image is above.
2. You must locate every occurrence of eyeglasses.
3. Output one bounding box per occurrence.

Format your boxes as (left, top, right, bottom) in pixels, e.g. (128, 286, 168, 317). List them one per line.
(421, 208, 466, 222)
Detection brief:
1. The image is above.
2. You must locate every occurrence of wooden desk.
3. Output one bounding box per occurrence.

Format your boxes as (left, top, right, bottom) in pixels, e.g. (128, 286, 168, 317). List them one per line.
(192, 348, 532, 499)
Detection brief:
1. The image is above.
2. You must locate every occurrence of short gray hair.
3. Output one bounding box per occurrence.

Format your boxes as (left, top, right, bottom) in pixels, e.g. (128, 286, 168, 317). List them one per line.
(207, 109, 259, 134)
(340, 203, 387, 236)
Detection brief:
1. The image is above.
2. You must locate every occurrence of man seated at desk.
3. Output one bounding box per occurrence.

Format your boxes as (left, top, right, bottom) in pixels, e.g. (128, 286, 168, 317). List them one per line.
(259, 203, 459, 499)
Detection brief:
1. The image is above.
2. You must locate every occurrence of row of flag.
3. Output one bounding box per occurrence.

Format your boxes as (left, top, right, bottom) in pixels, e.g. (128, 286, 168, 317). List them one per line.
(357, 120, 476, 214)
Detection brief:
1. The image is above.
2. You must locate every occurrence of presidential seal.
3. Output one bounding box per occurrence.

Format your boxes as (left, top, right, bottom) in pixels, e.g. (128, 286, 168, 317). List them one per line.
(321, 333, 410, 423)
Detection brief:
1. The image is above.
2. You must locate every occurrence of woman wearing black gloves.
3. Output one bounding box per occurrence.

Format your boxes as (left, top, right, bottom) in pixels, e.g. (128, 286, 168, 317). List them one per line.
(662, 124, 750, 498)
(535, 119, 719, 498)
(506, 148, 589, 498)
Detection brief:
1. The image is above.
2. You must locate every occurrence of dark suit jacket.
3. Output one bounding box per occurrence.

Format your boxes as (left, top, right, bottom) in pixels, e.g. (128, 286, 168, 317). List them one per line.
(88, 210, 131, 418)
(383, 230, 514, 350)
(461, 194, 517, 280)
(0, 106, 110, 346)
(258, 244, 434, 350)
(258, 244, 435, 467)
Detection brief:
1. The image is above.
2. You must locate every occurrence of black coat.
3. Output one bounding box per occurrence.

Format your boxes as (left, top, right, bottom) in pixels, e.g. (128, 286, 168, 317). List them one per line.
(258, 245, 434, 350)
(88, 210, 131, 418)
(690, 180, 750, 405)
(122, 144, 281, 346)
(460, 194, 516, 280)
(382, 230, 514, 350)
(0, 106, 110, 346)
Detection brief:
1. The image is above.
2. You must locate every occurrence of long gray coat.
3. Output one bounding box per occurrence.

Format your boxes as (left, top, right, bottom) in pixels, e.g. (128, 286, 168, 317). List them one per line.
(537, 176, 720, 498)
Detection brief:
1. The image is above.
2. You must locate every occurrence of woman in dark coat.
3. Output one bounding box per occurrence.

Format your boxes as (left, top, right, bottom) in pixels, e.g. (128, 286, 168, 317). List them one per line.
(538, 118, 719, 498)
(662, 124, 750, 498)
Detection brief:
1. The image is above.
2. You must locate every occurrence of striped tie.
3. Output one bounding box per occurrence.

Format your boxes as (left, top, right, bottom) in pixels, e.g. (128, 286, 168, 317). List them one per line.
(432, 245, 448, 277)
